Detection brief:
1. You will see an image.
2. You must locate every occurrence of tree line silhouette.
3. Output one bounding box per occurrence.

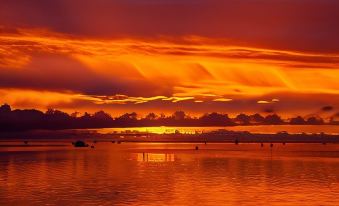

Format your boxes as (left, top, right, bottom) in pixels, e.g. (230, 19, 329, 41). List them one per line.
(0, 104, 338, 131)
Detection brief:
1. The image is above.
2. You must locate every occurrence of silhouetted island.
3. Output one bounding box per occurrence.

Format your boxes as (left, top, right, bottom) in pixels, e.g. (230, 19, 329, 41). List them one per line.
(0, 104, 338, 132)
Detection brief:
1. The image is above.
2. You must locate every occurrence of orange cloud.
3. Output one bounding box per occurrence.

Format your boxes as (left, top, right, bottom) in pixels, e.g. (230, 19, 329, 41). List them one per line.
(0, 29, 338, 115)
(213, 98, 233, 102)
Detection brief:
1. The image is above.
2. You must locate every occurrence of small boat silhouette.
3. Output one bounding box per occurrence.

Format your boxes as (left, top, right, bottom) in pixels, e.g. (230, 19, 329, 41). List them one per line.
(73, 140, 89, 147)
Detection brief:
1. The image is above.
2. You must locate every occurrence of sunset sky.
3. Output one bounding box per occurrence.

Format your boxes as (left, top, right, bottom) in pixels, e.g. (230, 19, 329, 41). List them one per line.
(0, 0, 339, 117)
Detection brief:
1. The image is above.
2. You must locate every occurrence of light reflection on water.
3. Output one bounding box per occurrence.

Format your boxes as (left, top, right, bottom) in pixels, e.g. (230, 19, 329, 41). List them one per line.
(136, 153, 175, 162)
(0, 143, 338, 206)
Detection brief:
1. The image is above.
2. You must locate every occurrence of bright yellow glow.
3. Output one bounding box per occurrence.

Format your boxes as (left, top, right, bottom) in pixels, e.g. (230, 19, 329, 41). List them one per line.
(257, 100, 271, 104)
(213, 98, 233, 102)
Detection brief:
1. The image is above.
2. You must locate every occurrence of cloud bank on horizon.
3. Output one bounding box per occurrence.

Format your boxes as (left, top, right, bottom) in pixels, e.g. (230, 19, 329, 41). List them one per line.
(0, 0, 338, 116)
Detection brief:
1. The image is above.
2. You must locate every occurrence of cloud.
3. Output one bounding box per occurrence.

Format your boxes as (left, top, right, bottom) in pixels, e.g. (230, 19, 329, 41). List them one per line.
(0, 29, 338, 116)
(257, 99, 280, 104)
(322, 105, 334, 112)
(2, 30, 338, 99)
(1, 0, 339, 52)
(213, 98, 233, 102)
(1, 88, 338, 118)
(0, 54, 173, 96)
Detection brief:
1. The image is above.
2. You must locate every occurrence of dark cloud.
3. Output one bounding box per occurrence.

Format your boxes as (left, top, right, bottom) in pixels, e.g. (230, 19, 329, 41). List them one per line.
(0, 54, 173, 96)
(1, 0, 339, 52)
(322, 105, 334, 112)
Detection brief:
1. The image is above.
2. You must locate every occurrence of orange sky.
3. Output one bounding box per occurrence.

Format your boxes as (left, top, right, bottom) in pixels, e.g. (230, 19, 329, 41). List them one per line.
(0, 0, 338, 117)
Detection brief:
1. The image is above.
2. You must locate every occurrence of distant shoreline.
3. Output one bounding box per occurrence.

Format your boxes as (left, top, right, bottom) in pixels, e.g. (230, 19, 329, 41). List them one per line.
(1, 126, 339, 145)
(0, 140, 338, 150)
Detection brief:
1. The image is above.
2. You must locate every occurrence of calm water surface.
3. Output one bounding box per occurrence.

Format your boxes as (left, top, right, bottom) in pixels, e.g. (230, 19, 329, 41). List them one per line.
(0, 143, 338, 206)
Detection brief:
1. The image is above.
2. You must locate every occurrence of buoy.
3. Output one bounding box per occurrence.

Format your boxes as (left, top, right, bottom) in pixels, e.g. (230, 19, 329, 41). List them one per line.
(261, 143, 264, 147)
(195, 146, 199, 150)
(91, 145, 95, 149)
(235, 139, 239, 145)
(270, 143, 273, 148)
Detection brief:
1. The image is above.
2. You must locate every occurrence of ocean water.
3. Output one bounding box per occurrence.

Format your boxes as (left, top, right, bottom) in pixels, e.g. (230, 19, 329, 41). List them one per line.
(0, 143, 338, 206)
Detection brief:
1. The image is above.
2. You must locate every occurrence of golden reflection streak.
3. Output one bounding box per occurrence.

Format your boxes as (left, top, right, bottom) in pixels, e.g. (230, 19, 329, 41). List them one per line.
(136, 153, 175, 162)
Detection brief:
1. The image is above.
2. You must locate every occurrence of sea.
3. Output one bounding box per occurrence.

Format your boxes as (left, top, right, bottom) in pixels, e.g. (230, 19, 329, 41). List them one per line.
(0, 141, 338, 206)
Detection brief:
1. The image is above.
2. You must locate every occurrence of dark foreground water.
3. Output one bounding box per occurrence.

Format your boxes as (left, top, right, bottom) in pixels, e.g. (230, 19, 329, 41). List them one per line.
(0, 143, 338, 206)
